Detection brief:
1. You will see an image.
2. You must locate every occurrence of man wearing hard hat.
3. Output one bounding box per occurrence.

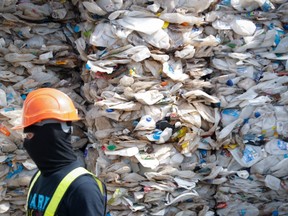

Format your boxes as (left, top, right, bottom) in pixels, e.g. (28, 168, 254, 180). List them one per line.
(13, 88, 107, 216)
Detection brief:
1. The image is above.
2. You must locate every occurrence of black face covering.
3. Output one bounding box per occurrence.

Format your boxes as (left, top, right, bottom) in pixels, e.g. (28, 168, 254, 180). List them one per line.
(23, 123, 77, 176)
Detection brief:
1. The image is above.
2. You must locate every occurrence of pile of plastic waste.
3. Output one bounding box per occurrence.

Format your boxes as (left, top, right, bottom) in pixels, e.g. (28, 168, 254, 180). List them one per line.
(0, 0, 288, 215)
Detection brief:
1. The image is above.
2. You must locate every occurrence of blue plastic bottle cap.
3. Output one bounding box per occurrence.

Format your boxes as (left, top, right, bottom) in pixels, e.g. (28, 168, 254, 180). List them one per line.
(146, 117, 152, 122)
(74, 25, 80, 33)
(254, 112, 261, 118)
(153, 131, 162, 140)
(85, 63, 91, 70)
(106, 109, 114, 112)
(272, 210, 279, 216)
(226, 79, 234, 86)
(21, 94, 27, 100)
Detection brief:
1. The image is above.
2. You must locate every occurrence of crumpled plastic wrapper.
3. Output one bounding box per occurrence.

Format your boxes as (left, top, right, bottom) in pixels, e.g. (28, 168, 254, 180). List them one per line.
(1, 0, 288, 215)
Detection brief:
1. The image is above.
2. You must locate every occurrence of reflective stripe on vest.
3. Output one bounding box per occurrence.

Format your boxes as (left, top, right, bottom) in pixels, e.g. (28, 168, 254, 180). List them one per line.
(26, 167, 105, 216)
(26, 171, 41, 211)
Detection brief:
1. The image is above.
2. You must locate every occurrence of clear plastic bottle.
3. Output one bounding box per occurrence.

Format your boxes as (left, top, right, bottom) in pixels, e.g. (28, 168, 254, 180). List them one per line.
(171, 127, 188, 141)
(265, 139, 288, 155)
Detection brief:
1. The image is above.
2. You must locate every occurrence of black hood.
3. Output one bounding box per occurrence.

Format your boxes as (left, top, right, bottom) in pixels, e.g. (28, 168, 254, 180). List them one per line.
(23, 122, 77, 176)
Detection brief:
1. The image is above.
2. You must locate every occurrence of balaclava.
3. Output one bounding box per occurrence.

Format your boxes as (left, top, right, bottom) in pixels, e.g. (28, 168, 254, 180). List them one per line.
(23, 121, 77, 176)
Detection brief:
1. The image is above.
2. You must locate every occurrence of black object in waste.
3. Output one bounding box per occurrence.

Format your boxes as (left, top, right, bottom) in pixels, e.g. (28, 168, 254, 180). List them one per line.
(156, 119, 174, 131)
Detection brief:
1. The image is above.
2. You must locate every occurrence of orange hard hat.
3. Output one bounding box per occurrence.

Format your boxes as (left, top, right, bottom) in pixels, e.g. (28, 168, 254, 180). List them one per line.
(12, 88, 80, 130)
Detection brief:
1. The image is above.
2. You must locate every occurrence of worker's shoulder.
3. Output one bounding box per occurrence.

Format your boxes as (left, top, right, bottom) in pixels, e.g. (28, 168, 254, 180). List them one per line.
(59, 172, 105, 212)
(68, 172, 102, 192)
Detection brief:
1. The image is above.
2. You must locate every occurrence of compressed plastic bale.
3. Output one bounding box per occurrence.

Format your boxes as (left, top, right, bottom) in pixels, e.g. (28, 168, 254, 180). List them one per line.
(2, 0, 288, 215)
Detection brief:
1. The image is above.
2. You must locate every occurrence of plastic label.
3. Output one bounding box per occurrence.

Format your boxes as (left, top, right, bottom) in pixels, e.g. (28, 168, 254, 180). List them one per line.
(107, 145, 116, 151)
(3, 107, 15, 112)
(261, 2, 272, 12)
(181, 141, 189, 151)
(220, 0, 231, 6)
(56, 60, 68, 65)
(162, 21, 169, 29)
(199, 149, 207, 163)
(274, 32, 281, 46)
(85, 63, 91, 70)
(216, 202, 227, 209)
(129, 68, 136, 76)
(236, 66, 247, 73)
(243, 146, 258, 163)
(0, 124, 10, 136)
(6, 163, 23, 179)
(277, 139, 288, 150)
(254, 70, 263, 82)
(6, 92, 14, 103)
(222, 109, 240, 117)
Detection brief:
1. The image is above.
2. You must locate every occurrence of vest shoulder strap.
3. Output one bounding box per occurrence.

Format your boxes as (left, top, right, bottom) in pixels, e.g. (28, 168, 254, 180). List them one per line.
(26, 170, 41, 212)
(45, 167, 105, 216)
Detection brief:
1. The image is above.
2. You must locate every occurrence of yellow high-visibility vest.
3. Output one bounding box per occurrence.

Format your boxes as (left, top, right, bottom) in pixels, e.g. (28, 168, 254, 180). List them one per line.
(26, 167, 105, 216)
